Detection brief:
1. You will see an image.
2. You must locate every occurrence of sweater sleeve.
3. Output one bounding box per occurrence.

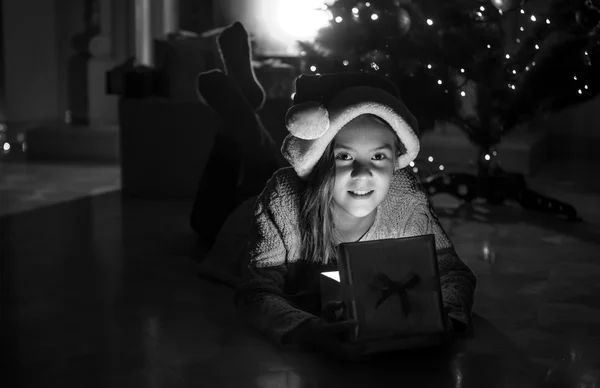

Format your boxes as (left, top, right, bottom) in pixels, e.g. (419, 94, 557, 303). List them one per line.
(404, 195, 477, 330)
(234, 182, 319, 346)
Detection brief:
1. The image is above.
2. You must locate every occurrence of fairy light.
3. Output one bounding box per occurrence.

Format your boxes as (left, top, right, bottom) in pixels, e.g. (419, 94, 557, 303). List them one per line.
(413, 167, 419, 173)
(487, 44, 491, 49)
(578, 89, 583, 94)
(480, 6, 485, 11)
(335, 16, 343, 23)
(461, 91, 466, 97)
(484, 154, 491, 161)
(512, 70, 517, 74)
(530, 15, 537, 22)
(371, 13, 379, 20)
(520, 26, 524, 31)
(439, 165, 445, 171)
(343, 60, 349, 66)
(574, 76, 578, 80)
(437, 79, 442, 85)
(3, 142, 10, 151)
(460, 68, 465, 73)
(310, 65, 317, 72)
(520, 9, 525, 14)
(535, 44, 539, 49)
(409, 161, 415, 167)
(506, 54, 510, 59)
(427, 64, 432, 69)
(427, 19, 434, 25)
(365, 2, 370, 6)
(352, 7, 359, 14)
(585, 85, 589, 89)
(546, 19, 551, 24)
(428, 156, 434, 162)
(477, 11, 483, 18)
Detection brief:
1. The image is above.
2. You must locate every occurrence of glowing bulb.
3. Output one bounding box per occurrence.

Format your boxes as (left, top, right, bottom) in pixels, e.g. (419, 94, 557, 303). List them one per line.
(520, 27, 524, 31)
(506, 54, 510, 59)
(532, 61, 536, 66)
(426, 19, 433, 25)
(22, 142, 27, 152)
(480, 6, 485, 11)
(427, 64, 432, 69)
(520, 9, 525, 14)
(492, 150, 497, 156)
(371, 13, 378, 20)
(310, 65, 317, 72)
(487, 44, 491, 49)
(335, 16, 343, 23)
(272, 1, 331, 41)
(535, 44, 539, 50)
(428, 156, 434, 162)
(525, 66, 530, 71)
(460, 68, 465, 73)
(477, 12, 483, 17)
(437, 80, 442, 85)
(366, 2, 370, 6)
(578, 89, 583, 94)
(516, 38, 521, 43)
(512, 70, 516, 74)
(585, 85, 588, 89)
(574, 76, 578, 80)
(413, 167, 419, 173)
(409, 161, 415, 167)
(530, 15, 536, 22)
(343, 60, 349, 66)
(352, 7, 359, 14)
(546, 19, 551, 24)
(3, 142, 10, 151)
(439, 165, 444, 171)
(461, 91, 466, 97)
(484, 154, 491, 161)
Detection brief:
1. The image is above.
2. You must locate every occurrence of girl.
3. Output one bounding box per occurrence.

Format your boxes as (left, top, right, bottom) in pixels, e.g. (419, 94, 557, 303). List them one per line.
(234, 72, 477, 359)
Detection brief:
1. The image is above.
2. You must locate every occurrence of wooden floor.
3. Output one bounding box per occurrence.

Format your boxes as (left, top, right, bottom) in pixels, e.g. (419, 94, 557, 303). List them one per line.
(2, 158, 600, 387)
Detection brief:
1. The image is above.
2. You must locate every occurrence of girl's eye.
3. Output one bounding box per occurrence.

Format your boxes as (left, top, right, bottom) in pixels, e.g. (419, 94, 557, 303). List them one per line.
(335, 153, 352, 161)
(372, 153, 387, 161)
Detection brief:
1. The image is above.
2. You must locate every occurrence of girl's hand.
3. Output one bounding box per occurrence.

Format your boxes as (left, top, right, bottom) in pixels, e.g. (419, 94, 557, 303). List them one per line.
(295, 301, 370, 361)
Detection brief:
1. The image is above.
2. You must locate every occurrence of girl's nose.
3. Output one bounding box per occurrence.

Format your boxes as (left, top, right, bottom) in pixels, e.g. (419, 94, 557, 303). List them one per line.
(351, 160, 372, 179)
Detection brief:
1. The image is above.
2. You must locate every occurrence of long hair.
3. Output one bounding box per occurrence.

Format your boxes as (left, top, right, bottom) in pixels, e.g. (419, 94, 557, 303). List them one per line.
(298, 114, 402, 264)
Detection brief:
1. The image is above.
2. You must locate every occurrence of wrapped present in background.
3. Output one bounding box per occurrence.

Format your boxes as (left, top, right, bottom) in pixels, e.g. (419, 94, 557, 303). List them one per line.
(321, 235, 446, 354)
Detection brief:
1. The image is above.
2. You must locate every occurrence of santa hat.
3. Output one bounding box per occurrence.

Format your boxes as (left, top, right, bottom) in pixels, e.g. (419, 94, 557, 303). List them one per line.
(281, 72, 420, 179)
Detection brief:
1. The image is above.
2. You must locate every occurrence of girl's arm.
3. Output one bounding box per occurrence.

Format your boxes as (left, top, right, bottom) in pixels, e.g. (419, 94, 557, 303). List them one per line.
(234, 190, 319, 346)
(405, 195, 478, 331)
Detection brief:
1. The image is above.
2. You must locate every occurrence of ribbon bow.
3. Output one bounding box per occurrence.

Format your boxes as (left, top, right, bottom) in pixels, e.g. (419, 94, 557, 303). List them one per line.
(369, 271, 421, 317)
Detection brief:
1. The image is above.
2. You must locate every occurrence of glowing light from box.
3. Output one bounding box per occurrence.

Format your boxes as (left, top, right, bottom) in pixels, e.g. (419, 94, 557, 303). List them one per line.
(322, 271, 340, 282)
(270, 0, 330, 41)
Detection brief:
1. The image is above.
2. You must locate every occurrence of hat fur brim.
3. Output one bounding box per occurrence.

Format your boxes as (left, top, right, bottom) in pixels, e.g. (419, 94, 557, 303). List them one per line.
(281, 86, 420, 179)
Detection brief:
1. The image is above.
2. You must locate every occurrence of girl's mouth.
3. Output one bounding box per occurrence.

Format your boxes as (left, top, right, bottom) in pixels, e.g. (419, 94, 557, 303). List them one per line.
(348, 190, 374, 199)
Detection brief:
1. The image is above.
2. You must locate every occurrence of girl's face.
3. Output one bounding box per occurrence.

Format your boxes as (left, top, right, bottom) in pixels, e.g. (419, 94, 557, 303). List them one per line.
(332, 115, 397, 222)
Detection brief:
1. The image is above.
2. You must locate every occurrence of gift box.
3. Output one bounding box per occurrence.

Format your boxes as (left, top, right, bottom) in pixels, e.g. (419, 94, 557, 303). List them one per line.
(320, 235, 446, 354)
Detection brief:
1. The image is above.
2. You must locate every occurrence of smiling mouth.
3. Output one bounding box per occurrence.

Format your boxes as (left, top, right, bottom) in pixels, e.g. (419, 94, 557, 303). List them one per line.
(348, 190, 374, 198)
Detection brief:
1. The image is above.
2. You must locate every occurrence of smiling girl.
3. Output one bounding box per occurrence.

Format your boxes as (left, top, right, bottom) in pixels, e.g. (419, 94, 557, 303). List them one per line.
(234, 72, 477, 359)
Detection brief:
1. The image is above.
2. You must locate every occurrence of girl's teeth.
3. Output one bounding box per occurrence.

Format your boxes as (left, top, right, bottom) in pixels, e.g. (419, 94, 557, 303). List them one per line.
(351, 190, 371, 195)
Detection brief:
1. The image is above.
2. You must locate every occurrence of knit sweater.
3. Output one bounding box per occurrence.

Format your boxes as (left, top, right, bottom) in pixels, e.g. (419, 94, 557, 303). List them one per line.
(234, 166, 477, 346)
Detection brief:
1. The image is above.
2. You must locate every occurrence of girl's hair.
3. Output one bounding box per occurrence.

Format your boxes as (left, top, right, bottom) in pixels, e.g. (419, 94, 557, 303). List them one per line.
(298, 114, 402, 264)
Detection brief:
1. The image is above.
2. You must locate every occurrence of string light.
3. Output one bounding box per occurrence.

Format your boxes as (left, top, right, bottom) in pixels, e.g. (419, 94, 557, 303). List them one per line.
(530, 15, 536, 22)
(427, 64, 432, 69)
(335, 16, 343, 23)
(3, 142, 10, 151)
(371, 62, 379, 70)
(409, 161, 415, 167)
(439, 165, 445, 171)
(428, 156, 434, 162)
(585, 85, 589, 89)
(520, 27, 524, 31)
(484, 154, 491, 161)
(512, 70, 517, 74)
(352, 7, 359, 14)
(546, 19, 551, 24)
(438, 80, 443, 85)
(371, 13, 379, 20)
(506, 54, 510, 59)
(310, 65, 317, 72)
(427, 19, 434, 25)
(343, 60, 349, 66)
(578, 89, 583, 94)
(365, 2, 370, 6)
(460, 68, 465, 73)
(461, 91, 466, 97)
(487, 44, 491, 49)
(535, 44, 539, 49)
(520, 9, 525, 14)
(480, 6, 485, 11)
(413, 167, 419, 173)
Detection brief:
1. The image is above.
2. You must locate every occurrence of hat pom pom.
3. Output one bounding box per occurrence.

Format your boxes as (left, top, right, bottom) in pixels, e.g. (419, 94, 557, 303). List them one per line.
(285, 102, 330, 140)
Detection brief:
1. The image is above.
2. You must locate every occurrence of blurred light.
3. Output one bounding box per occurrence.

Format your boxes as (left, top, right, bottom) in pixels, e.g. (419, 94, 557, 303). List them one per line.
(366, 2, 370, 6)
(585, 85, 588, 89)
(487, 44, 491, 49)
(439, 165, 444, 171)
(460, 68, 465, 73)
(574, 76, 578, 80)
(335, 16, 343, 23)
(22, 142, 27, 152)
(371, 13, 378, 20)
(0, 123, 5, 132)
(505, 54, 510, 59)
(546, 18, 551, 24)
(3, 142, 10, 151)
(578, 89, 583, 94)
(427, 64, 432, 69)
(343, 60, 349, 66)
(352, 7, 359, 14)
(585, 51, 589, 56)
(492, 150, 497, 156)
(413, 167, 419, 173)
(461, 91, 466, 97)
(480, 6, 485, 11)
(409, 161, 415, 167)
(17, 133, 25, 142)
(520, 9, 525, 14)
(516, 38, 521, 43)
(477, 12, 483, 17)
(426, 19, 433, 25)
(371, 62, 379, 70)
(484, 154, 491, 161)
(520, 26, 524, 31)
(437, 79, 442, 85)
(532, 61, 536, 66)
(530, 15, 536, 22)
(310, 65, 317, 72)
(535, 44, 539, 49)
(512, 70, 517, 74)
(525, 66, 530, 71)
(272, 0, 331, 41)
(428, 156, 434, 162)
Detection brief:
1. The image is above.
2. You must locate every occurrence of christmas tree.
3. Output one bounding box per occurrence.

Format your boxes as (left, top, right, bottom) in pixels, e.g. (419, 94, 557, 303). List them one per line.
(299, 0, 600, 171)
